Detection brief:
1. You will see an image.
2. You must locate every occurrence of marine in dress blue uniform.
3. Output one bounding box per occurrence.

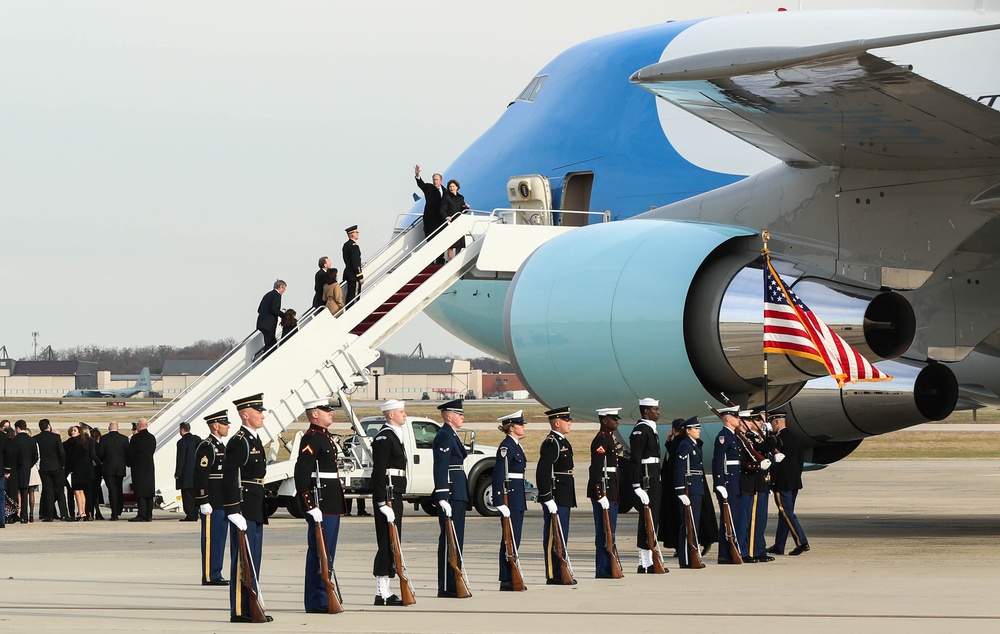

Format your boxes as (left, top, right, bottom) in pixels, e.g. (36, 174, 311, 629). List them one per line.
(537, 406, 577, 585)
(194, 410, 231, 586)
(588, 407, 624, 579)
(223, 393, 273, 623)
(735, 411, 776, 563)
(294, 399, 348, 613)
(372, 399, 409, 606)
(630, 397, 663, 573)
(712, 406, 743, 564)
(492, 411, 528, 591)
(673, 417, 706, 568)
(432, 399, 470, 598)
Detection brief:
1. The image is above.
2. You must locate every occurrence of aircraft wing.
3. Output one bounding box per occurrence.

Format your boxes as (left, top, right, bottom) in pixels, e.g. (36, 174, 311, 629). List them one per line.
(630, 23, 1000, 170)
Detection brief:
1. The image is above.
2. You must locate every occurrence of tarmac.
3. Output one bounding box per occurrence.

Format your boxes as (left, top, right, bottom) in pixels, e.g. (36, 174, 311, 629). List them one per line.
(1, 459, 999, 633)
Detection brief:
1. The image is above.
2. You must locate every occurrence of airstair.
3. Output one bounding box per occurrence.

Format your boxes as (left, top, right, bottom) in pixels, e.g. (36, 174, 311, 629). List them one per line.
(145, 213, 502, 510)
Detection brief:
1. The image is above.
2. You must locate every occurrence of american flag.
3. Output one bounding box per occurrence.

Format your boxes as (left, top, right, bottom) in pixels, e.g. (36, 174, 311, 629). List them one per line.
(763, 255, 890, 387)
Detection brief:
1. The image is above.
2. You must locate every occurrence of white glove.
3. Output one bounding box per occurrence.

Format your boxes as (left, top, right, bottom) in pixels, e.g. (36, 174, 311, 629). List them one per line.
(306, 508, 323, 523)
(635, 488, 650, 506)
(773, 452, 786, 463)
(379, 505, 396, 523)
(544, 499, 558, 514)
(678, 494, 691, 506)
(439, 500, 452, 517)
(715, 485, 728, 500)
(227, 513, 248, 532)
(760, 458, 772, 470)
(598, 496, 610, 510)
(199, 503, 213, 516)
(763, 422, 773, 433)
(496, 504, 510, 518)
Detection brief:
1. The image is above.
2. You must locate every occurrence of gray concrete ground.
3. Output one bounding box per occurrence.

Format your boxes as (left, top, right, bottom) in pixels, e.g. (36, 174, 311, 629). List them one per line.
(1, 460, 999, 633)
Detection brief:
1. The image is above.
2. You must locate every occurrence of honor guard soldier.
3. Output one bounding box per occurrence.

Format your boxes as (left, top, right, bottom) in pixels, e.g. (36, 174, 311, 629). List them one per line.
(342, 225, 364, 307)
(372, 399, 409, 606)
(194, 410, 231, 586)
(735, 410, 776, 563)
(711, 406, 742, 564)
(492, 410, 528, 591)
(589, 407, 624, 579)
(294, 399, 348, 613)
(673, 417, 706, 568)
(223, 393, 273, 623)
(537, 406, 577, 585)
(631, 397, 664, 573)
(433, 399, 470, 598)
(766, 410, 810, 556)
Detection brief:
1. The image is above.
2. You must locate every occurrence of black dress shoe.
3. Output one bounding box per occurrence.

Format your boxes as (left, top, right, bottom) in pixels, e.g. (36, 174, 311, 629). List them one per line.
(128, 516, 143, 522)
(766, 546, 783, 555)
(436, 591, 458, 598)
(109, 516, 118, 521)
(307, 607, 329, 613)
(595, 574, 619, 579)
(701, 543, 711, 557)
(383, 594, 403, 606)
(789, 544, 810, 556)
(230, 614, 273, 623)
(202, 579, 229, 586)
(743, 557, 757, 563)
(717, 558, 736, 564)
(757, 555, 775, 562)
(545, 578, 578, 585)
(636, 565, 649, 574)
(499, 582, 515, 591)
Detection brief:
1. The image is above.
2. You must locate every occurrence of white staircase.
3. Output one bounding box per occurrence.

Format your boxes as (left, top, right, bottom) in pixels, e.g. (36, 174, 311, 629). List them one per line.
(146, 213, 499, 510)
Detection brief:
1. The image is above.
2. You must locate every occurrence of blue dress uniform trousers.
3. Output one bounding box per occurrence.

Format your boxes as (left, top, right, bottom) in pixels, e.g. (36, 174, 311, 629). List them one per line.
(737, 491, 768, 559)
(591, 499, 619, 577)
(773, 489, 807, 551)
(229, 520, 264, 619)
(437, 500, 467, 593)
(201, 508, 228, 583)
(715, 484, 741, 562)
(304, 514, 341, 612)
(498, 509, 525, 583)
(678, 494, 703, 568)
(542, 504, 572, 582)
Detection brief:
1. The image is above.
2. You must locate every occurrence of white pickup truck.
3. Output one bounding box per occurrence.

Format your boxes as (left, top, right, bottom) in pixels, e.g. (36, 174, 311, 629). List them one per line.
(264, 416, 517, 518)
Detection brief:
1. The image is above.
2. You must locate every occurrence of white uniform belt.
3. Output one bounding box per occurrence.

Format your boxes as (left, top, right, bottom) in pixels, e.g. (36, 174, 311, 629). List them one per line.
(316, 471, 340, 479)
(641, 457, 659, 464)
(555, 470, 574, 475)
(726, 460, 740, 466)
(449, 466, 464, 471)
(603, 467, 617, 473)
(241, 478, 263, 485)
(507, 473, 524, 479)
(385, 468, 406, 477)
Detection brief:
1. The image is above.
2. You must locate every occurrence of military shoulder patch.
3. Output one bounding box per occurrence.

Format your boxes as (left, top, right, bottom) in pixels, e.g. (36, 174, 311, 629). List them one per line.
(719, 436, 725, 445)
(200, 456, 209, 467)
(596, 445, 606, 454)
(500, 447, 508, 457)
(301, 445, 314, 455)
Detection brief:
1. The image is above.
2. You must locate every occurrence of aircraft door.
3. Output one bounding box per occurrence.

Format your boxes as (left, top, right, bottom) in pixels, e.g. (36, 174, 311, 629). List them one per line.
(560, 171, 594, 226)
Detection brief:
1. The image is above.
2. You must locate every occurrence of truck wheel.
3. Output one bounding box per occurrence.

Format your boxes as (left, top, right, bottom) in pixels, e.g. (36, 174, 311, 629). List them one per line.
(420, 500, 438, 516)
(285, 497, 304, 519)
(265, 499, 280, 517)
(473, 477, 499, 517)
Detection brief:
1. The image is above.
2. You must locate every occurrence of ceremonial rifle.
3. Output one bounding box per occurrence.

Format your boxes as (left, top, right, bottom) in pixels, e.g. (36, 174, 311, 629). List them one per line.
(719, 493, 743, 564)
(550, 512, 576, 584)
(386, 483, 416, 605)
(237, 530, 269, 623)
(601, 454, 624, 578)
(643, 504, 667, 574)
(445, 516, 473, 598)
(681, 456, 703, 569)
(500, 456, 526, 591)
(313, 465, 344, 613)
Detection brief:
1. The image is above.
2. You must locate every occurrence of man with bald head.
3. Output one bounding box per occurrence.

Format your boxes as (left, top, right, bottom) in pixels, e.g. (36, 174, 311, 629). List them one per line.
(126, 418, 156, 522)
(99, 421, 129, 520)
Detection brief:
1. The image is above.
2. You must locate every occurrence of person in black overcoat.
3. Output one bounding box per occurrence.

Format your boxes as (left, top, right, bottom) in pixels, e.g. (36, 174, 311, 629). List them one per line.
(312, 256, 331, 310)
(9, 422, 38, 522)
(127, 418, 157, 522)
(255, 280, 286, 356)
(99, 422, 129, 520)
(414, 164, 446, 242)
(175, 422, 202, 521)
(35, 419, 68, 522)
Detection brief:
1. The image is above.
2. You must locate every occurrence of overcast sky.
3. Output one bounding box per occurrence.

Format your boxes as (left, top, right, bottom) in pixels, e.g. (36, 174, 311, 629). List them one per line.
(0, 0, 985, 360)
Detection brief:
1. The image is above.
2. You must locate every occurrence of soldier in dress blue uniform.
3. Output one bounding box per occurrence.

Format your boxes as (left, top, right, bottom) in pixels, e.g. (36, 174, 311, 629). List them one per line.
(630, 397, 664, 573)
(223, 393, 273, 623)
(294, 399, 348, 613)
(766, 411, 810, 557)
(194, 409, 231, 586)
(673, 417, 706, 568)
(537, 406, 577, 585)
(492, 410, 528, 591)
(711, 406, 742, 564)
(735, 410, 776, 563)
(432, 399, 470, 598)
(372, 399, 409, 606)
(588, 407, 624, 579)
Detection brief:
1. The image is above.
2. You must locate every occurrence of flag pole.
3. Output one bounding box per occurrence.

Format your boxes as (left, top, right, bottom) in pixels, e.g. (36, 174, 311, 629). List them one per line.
(761, 230, 770, 417)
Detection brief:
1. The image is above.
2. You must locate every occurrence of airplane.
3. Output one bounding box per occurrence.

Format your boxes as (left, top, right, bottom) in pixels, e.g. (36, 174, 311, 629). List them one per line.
(407, 6, 1000, 465)
(65, 367, 153, 398)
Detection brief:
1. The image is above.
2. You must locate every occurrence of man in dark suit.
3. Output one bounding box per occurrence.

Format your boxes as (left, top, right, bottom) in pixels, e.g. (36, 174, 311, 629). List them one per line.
(127, 418, 157, 522)
(175, 421, 201, 521)
(342, 226, 363, 307)
(414, 164, 446, 241)
(312, 257, 331, 310)
(255, 279, 286, 357)
(0, 422, 9, 528)
(35, 419, 69, 522)
(99, 421, 129, 520)
(9, 421, 38, 523)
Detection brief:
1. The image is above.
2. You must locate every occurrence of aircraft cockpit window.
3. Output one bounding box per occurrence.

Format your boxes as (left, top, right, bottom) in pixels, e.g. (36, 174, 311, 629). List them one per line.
(516, 75, 548, 103)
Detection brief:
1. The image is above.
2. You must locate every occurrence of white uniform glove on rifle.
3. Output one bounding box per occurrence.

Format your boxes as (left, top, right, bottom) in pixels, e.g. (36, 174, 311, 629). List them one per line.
(678, 494, 691, 506)
(598, 496, 610, 510)
(635, 488, 650, 506)
(544, 499, 558, 514)
(379, 504, 395, 523)
(227, 512, 248, 532)
(760, 458, 772, 470)
(439, 500, 452, 518)
(199, 503, 213, 515)
(715, 485, 728, 499)
(496, 504, 511, 518)
(773, 452, 786, 463)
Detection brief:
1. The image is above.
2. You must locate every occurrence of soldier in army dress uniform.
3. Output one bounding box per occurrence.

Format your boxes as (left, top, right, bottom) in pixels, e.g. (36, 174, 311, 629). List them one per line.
(630, 397, 664, 573)
(294, 399, 348, 613)
(371, 399, 409, 606)
(492, 410, 528, 591)
(432, 399, 470, 598)
(194, 410, 231, 586)
(223, 393, 273, 623)
(735, 410, 776, 563)
(537, 406, 577, 585)
(588, 407, 624, 579)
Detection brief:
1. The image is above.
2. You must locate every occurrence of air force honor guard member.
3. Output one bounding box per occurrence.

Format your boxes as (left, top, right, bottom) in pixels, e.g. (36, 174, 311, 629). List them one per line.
(433, 399, 470, 598)
(537, 406, 577, 585)
(194, 410, 231, 586)
(631, 397, 663, 573)
(223, 393, 273, 623)
(492, 410, 528, 591)
(294, 399, 348, 614)
(372, 399, 409, 606)
(712, 406, 742, 564)
(589, 407, 624, 579)
(673, 417, 706, 568)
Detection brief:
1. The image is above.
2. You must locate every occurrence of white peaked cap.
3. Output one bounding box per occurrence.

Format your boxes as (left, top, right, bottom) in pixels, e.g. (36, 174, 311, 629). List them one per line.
(717, 406, 739, 415)
(380, 399, 406, 412)
(638, 397, 659, 407)
(498, 410, 524, 422)
(303, 398, 332, 410)
(596, 407, 622, 417)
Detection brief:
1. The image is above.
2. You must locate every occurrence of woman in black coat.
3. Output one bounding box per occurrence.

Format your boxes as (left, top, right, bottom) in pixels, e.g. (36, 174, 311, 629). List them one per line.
(440, 179, 470, 260)
(65, 426, 97, 520)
